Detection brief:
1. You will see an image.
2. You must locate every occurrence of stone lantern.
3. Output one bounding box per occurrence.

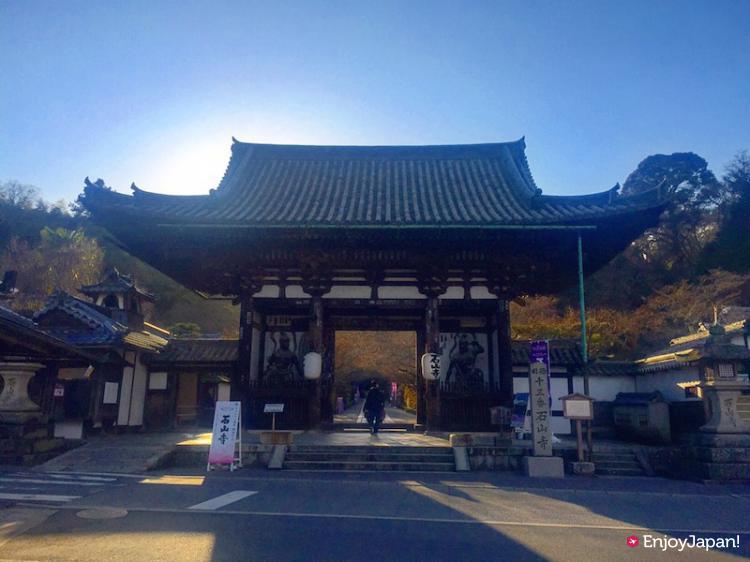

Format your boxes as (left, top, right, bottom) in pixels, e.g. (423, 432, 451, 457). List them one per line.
(699, 324, 750, 434)
(0, 362, 45, 424)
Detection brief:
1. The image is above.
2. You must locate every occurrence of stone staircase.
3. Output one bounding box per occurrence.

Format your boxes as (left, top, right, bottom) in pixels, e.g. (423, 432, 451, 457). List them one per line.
(592, 450, 646, 476)
(283, 445, 456, 472)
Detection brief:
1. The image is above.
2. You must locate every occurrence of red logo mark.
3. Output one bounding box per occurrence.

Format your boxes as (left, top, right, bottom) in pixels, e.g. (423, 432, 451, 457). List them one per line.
(626, 535, 639, 548)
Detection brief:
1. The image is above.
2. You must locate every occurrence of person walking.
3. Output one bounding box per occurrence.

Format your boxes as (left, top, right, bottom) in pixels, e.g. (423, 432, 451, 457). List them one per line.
(363, 380, 386, 434)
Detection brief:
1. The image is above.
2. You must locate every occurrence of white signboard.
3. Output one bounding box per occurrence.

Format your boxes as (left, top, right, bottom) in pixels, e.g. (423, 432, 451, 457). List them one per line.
(264, 403, 284, 413)
(208, 401, 242, 469)
(103, 382, 119, 404)
(149, 372, 168, 390)
(564, 399, 593, 419)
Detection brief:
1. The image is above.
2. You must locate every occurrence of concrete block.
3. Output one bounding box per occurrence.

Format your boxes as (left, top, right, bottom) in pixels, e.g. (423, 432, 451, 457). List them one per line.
(260, 431, 294, 445)
(523, 455, 564, 478)
(453, 446, 470, 471)
(268, 445, 287, 469)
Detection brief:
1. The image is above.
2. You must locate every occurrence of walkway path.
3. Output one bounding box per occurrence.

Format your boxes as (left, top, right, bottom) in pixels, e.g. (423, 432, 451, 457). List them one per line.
(35, 432, 196, 474)
(334, 401, 416, 425)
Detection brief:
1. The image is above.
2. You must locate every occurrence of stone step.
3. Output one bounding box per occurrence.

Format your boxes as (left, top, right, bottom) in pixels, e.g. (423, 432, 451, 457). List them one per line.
(595, 460, 643, 470)
(290, 445, 453, 454)
(283, 460, 456, 471)
(322, 423, 416, 431)
(284, 452, 455, 463)
(596, 467, 646, 476)
(593, 451, 635, 460)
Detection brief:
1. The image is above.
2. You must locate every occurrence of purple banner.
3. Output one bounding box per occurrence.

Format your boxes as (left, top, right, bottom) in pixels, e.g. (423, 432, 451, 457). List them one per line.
(530, 340, 550, 371)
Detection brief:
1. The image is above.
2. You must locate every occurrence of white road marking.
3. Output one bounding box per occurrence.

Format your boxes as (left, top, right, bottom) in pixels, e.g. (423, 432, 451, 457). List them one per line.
(0, 492, 80, 502)
(45, 474, 117, 482)
(0, 478, 104, 487)
(25, 502, 750, 535)
(34, 471, 143, 479)
(188, 491, 258, 510)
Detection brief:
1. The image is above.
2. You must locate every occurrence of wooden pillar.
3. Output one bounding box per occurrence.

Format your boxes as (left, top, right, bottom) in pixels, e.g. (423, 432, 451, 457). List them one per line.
(306, 294, 324, 427)
(424, 295, 441, 431)
(235, 275, 262, 428)
(235, 295, 253, 401)
(418, 269, 447, 432)
(497, 300, 514, 407)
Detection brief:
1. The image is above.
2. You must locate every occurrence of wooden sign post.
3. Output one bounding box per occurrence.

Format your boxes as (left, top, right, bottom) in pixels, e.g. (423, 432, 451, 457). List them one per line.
(264, 403, 284, 432)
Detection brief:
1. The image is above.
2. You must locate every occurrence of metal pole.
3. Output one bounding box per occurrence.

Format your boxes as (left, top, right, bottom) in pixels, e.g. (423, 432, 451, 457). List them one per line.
(577, 232, 594, 458)
(577, 232, 589, 392)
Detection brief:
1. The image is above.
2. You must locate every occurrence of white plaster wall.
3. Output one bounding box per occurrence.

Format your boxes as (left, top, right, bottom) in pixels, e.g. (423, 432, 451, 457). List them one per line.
(440, 287, 465, 300)
(324, 285, 372, 299)
(285, 285, 312, 299)
(254, 285, 281, 299)
(469, 287, 497, 300)
(587, 376, 637, 402)
(378, 286, 425, 299)
(635, 366, 702, 402)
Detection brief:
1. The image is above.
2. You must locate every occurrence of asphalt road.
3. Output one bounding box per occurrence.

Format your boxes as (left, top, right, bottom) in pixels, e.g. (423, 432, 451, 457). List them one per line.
(1, 467, 750, 561)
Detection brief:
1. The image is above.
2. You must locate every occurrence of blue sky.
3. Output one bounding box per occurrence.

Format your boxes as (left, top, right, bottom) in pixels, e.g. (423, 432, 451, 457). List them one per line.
(1, 0, 748, 203)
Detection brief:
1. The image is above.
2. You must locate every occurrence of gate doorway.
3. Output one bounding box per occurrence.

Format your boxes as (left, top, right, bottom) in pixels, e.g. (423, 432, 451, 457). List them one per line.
(331, 330, 418, 430)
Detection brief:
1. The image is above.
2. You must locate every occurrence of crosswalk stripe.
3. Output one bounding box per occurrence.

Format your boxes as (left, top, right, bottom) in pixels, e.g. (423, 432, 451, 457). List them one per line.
(46, 474, 117, 482)
(0, 478, 104, 487)
(0, 492, 80, 502)
(188, 491, 258, 511)
(15, 472, 117, 482)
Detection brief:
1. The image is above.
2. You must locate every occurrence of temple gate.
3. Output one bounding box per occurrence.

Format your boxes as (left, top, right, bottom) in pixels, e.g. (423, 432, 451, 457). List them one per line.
(81, 138, 667, 430)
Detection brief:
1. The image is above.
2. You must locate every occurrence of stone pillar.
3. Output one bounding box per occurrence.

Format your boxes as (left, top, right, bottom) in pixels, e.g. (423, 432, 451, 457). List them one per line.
(0, 362, 45, 424)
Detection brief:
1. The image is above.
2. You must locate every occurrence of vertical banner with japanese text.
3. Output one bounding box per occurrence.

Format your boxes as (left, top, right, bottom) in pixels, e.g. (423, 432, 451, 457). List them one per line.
(208, 401, 241, 466)
(529, 340, 553, 456)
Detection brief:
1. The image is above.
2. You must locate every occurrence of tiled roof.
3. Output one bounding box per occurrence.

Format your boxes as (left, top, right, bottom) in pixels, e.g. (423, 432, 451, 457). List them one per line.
(34, 292, 126, 346)
(33, 292, 167, 352)
(583, 360, 637, 377)
(82, 139, 666, 228)
(511, 340, 583, 366)
(0, 304, 91, 358)
(149, 339, 238, 366)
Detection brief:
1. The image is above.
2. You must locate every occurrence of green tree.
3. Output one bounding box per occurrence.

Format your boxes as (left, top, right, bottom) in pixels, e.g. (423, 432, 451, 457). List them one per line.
(699, 151, 750, 272)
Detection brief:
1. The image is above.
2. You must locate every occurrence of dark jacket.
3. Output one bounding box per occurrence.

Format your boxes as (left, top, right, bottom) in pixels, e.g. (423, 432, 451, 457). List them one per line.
(364, 387, 385, 413)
